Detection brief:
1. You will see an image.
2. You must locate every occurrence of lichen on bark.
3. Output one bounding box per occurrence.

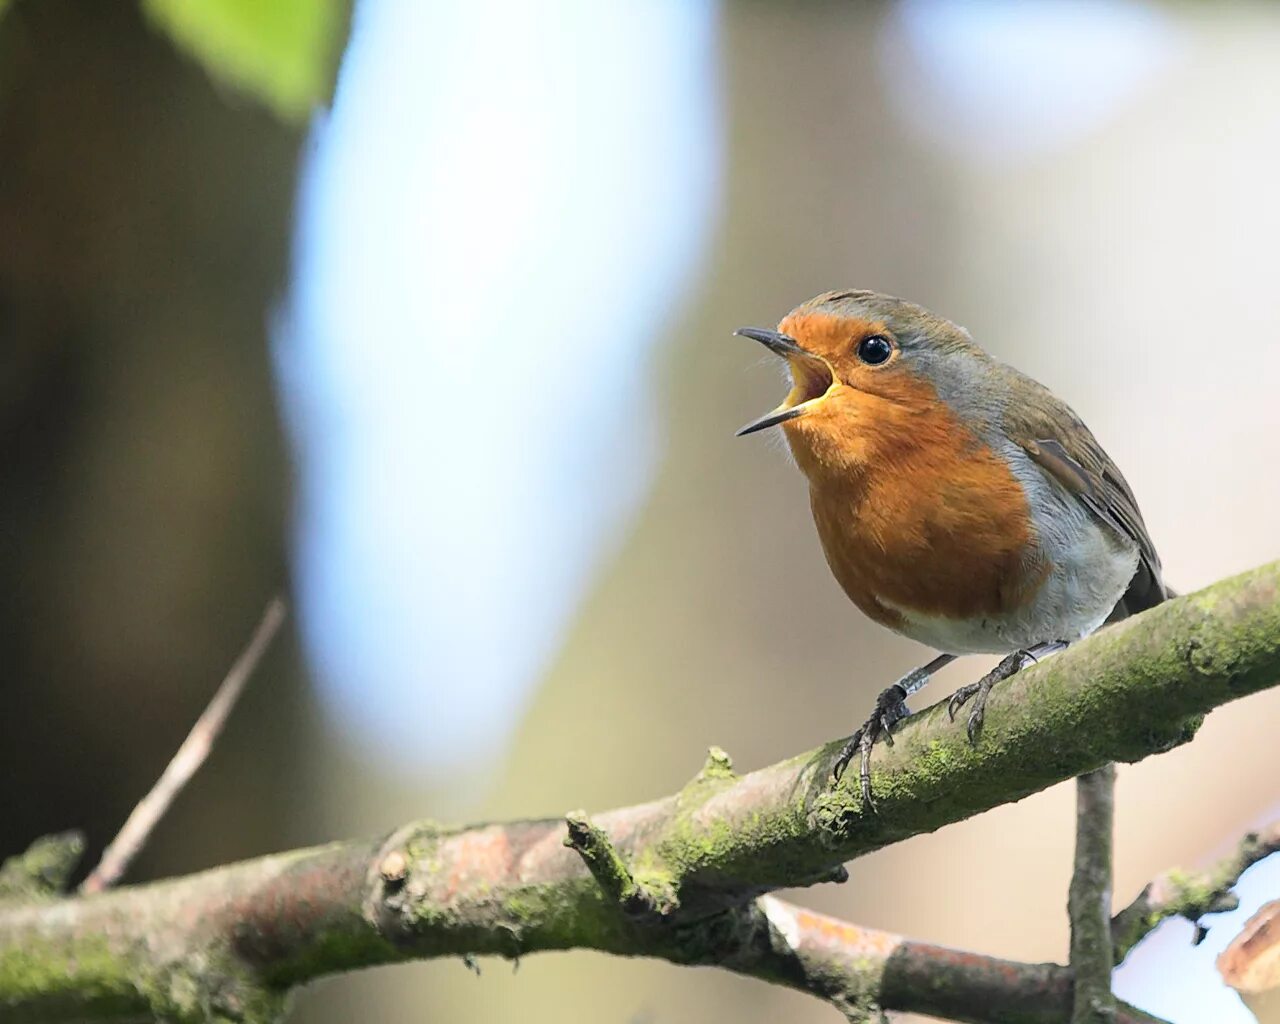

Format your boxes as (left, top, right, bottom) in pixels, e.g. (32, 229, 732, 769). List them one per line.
(0, 561, 1277, 1023)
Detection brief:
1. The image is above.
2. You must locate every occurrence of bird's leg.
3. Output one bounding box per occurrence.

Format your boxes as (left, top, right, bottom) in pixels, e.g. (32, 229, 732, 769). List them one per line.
(945, 653, 1021, 745)
(832, 653, 957, 807)
(947, 640, 1069, 744)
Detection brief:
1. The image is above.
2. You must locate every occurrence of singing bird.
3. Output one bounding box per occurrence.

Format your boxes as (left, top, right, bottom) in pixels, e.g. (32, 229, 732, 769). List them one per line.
(735, 290, 1166, 805)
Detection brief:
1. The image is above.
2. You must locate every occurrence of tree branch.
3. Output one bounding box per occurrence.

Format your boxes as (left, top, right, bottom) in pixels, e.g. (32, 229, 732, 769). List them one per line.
(564, 809, 665, 917)
(1, 561, 1277, 1022)
(1070, 765, 1116, 1023)
(0, 834, 1173, 1024)
(751, 897, 1170, 1024)
(1112, 819, 1280, 963)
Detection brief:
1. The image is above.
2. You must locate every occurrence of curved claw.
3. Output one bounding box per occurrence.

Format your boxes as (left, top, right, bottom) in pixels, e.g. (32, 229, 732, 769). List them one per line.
(831, 730, 862, 785)
(858, 726, 877, 812)
(831, 684, 912, 811)
(966, 705, 985, 745)
(947, 683, 977, 722)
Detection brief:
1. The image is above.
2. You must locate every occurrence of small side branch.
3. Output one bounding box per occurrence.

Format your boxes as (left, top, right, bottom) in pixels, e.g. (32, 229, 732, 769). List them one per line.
(564, 810, 662, 916)
(1070, 764, 1117, 1023)
(79, 597, 286, 895)
(0, 833, 85, 902)
(1112, 820, 1280, 963)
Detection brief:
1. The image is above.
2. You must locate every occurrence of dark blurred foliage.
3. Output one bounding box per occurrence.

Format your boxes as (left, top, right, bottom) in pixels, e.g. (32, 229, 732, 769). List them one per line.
(0, 0, 344, 882)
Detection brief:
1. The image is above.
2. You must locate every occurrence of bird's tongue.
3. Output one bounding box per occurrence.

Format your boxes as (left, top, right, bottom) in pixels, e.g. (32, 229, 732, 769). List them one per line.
(785, 354, 834, 408)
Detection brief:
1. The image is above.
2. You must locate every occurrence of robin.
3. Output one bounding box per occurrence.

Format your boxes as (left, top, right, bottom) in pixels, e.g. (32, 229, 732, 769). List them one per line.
(735, 290, 1167, 806)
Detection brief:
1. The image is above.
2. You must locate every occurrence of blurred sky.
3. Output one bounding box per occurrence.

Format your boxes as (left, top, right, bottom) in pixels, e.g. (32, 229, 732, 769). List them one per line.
(883, 0, 1181, 164)
(276, 2, 1273, 1022)
(278, 0, 720, 771)
(279, 0, 1187, 779)
(1115, 840, 1280, 1024)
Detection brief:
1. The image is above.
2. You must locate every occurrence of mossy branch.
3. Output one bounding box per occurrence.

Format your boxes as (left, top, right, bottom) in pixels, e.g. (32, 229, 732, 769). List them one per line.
(0, 834, 84, 903)
(1, 560, 1279, 1022)
(564, 811, 665, 917)
(1070, 765, 1116, 1023)
(1112, 819, 1280, 964)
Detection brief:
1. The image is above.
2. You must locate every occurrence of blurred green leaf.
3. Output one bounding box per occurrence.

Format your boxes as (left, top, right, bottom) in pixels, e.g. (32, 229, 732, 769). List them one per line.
(141, 0, 345, 120)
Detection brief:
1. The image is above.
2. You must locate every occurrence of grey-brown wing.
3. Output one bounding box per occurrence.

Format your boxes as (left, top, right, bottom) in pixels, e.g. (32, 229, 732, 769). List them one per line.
(1001, 376, 1166, 616)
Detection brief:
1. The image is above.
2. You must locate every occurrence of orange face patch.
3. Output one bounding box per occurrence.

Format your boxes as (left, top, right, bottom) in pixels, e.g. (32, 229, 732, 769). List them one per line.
(778, 313, 938, 416)
(779, 312, 889, 366)
(774, 326, 1045, 625)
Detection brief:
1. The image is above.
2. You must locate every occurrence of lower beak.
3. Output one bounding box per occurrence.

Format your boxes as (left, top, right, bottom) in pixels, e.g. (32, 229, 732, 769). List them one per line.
(734, 327, 836, 436)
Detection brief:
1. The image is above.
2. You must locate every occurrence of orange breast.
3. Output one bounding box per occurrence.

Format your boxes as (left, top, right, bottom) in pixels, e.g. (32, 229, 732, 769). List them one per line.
(797, 389, 1046, 631)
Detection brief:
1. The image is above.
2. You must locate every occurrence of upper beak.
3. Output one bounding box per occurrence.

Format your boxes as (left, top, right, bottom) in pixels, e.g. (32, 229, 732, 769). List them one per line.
(734, 327, 810, 361)
(733, 327, 836, 436)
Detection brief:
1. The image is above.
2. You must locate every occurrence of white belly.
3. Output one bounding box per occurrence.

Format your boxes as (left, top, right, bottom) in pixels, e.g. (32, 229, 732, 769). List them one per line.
(880, 480, 1139, 655)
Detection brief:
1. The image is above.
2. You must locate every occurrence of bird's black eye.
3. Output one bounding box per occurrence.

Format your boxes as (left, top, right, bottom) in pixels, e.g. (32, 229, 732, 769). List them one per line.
(856, 335, 893, 366)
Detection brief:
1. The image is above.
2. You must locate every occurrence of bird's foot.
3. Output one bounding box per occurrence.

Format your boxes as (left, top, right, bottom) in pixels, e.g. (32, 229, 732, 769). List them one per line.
(946, 650, 1027, 744)
(831, 677, 918, 810)
(830, 657, 955, 808)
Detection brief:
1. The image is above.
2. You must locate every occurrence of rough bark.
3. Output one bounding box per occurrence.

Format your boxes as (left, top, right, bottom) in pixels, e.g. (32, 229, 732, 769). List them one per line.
(0, 837, 1170, 1024)
(0, 561, 1277, 1022)
(1070, 765, 1116, 1023)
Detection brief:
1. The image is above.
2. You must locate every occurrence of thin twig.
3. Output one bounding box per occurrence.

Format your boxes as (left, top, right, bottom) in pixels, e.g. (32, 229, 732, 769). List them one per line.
(1070, 764, 1117, 1023)
(1112, 820, 1280, 964)
(79, 597, 286, 895)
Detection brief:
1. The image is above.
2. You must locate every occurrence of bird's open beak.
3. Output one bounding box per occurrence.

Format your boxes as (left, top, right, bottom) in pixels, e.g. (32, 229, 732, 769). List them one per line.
(734, 327, 837, 436)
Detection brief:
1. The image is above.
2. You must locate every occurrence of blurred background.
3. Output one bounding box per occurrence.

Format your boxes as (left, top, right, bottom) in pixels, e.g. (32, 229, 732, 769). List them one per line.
(2, 1, 1279, 1021)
